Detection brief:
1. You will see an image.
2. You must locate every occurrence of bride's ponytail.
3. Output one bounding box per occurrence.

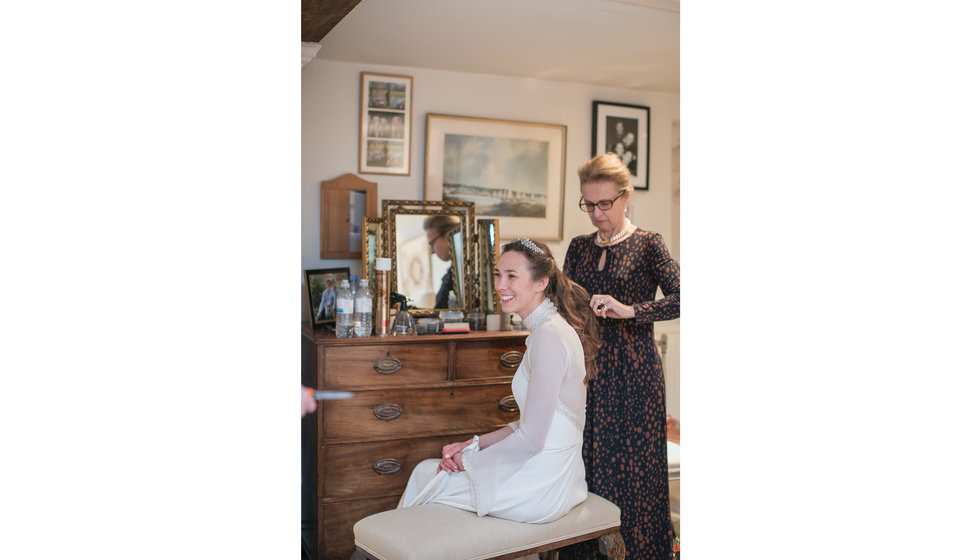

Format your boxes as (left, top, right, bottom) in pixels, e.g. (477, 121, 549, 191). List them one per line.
(501, 239, 601, 382)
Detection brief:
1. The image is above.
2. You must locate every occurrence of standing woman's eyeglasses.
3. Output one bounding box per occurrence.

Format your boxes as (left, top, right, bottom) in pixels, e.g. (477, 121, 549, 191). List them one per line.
(579, 190, 627, 212)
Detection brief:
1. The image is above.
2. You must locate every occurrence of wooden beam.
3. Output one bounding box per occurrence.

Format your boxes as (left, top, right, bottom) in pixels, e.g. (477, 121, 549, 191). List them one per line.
(302, 0, 363, 43)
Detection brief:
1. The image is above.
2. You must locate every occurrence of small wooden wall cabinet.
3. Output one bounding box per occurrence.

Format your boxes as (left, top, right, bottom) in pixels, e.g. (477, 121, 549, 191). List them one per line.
(302, 327, 529, 560)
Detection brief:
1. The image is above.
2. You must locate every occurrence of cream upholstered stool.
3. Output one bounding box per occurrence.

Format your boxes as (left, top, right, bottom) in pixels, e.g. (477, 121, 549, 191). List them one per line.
(353, 492, 625, 560)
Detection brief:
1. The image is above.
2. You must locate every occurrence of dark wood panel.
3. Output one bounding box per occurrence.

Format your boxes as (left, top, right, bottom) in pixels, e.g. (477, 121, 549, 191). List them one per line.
(305, 329, 531, 559)
(318, 342, 448, 389)
(302, 0, 363, 43)
(455, 338, 527, 381)
(318, 432, 476, 503)
(318, 495, 400, 560)
(319, 384, 519, 444)
(302, 326, 529, 346)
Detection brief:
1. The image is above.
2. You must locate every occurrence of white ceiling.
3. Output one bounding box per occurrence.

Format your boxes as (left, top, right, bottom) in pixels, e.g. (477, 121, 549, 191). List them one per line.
(316, 0, 679, 93)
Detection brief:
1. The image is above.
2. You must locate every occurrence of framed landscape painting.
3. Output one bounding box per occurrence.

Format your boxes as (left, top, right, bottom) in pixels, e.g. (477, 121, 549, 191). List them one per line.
(424, 113, 566, 240)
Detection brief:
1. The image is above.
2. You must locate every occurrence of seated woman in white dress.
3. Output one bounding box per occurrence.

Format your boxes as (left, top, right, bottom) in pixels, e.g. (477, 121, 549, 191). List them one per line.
(398, 237, 601, 523)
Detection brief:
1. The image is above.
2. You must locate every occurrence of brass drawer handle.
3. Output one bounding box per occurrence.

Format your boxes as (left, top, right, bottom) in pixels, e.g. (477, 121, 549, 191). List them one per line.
(499, 350, 523, 368)
(498, 395, 518, 413)
(373, 356, 403, 375)
(373, 403, 403, 421)
(372, 458, 402, 475)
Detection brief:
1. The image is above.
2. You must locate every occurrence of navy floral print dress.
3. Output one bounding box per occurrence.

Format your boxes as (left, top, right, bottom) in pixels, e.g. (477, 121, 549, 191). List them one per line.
(561, 229, 680, 560)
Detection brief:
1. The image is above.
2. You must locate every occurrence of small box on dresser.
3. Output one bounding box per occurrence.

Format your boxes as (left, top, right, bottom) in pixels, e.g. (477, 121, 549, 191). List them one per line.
(301, 327, 529, 560)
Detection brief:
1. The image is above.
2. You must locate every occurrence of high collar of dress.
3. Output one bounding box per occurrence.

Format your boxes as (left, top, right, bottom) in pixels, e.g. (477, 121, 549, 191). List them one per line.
(523, 297, 557, 332)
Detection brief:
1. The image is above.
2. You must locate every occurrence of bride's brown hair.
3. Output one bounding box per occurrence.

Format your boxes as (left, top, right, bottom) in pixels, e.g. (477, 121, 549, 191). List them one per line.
(501, 239, 601, 382)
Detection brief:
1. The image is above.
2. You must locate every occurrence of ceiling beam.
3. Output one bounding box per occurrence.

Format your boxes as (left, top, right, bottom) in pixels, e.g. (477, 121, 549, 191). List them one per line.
(301, 0, 363, 43)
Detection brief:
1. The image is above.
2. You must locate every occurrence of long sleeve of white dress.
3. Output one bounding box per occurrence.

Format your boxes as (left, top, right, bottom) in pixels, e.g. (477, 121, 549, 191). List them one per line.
(460, 316, 585, 516)
(396, 298, 587, 522)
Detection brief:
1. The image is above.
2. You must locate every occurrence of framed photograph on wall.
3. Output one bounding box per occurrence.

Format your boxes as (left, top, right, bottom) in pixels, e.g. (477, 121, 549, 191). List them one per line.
(305, 267, 351, 329)
(592, 101, 650, 190)
(424, 113, 566, 240)
(359, 72, 412, 175)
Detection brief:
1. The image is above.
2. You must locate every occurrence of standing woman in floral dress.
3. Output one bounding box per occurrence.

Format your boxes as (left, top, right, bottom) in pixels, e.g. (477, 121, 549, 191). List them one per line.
(561, 153, 680, 559)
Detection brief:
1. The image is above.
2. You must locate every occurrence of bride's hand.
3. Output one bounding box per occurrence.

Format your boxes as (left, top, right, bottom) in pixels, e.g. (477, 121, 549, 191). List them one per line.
(437, 441, 470, 473)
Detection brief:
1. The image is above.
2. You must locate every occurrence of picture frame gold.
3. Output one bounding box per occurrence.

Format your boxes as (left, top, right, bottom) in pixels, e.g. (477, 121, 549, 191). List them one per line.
(361, 216, 384, 295)
(382, 199, 475, 316)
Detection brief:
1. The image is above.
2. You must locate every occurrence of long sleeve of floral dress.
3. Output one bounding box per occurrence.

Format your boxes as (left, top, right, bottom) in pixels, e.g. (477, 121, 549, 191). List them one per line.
(632, 233, 679, 323)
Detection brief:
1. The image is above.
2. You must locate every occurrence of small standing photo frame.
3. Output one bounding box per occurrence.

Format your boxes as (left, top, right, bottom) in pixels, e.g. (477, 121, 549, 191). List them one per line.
(305, 268, 351, 329)
(359, 72, 413, 176)
(592, 101, 650, 190)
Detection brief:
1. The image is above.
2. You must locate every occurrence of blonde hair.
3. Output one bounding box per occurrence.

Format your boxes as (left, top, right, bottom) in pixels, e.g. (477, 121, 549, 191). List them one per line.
(578, 152, 633, 194)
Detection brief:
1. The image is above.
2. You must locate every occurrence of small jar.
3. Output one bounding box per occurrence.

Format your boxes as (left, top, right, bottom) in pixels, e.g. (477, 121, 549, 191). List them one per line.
(466, 312, 486, 331)
(416, 318, 440, 335)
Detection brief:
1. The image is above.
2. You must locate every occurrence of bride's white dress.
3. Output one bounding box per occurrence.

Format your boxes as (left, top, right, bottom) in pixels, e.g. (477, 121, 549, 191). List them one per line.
(397, 298, 588, 523)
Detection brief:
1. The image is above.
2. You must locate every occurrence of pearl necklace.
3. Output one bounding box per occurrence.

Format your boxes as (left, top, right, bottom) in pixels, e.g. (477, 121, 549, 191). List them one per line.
(596, 219, 632, 245)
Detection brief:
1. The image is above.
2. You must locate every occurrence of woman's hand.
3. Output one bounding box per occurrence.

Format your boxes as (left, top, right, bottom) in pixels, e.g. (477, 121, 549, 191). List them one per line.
(666, 414, 680, 444)
(437, 440, 471, 473)
(301, 386, 317, 417)
(590, 294, 635, 319)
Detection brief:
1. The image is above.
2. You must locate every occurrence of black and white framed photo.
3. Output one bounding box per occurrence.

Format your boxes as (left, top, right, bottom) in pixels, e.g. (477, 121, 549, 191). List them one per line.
(359, 72, 412, 175)
(592, 101, 650, 190)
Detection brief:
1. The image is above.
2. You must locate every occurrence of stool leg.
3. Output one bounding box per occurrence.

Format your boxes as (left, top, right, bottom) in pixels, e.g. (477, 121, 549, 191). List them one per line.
(597, 531, 626, 560)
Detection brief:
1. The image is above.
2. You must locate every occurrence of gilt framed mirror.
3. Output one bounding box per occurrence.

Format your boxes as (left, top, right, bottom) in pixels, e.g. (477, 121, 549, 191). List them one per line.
(361, 216, 385, 295)
(382, 200, 475, 316)
(475, 219, 500, 316)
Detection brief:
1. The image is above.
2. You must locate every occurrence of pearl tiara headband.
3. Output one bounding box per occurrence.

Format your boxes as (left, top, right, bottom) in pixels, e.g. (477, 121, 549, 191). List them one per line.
(512, 237, 543, 254)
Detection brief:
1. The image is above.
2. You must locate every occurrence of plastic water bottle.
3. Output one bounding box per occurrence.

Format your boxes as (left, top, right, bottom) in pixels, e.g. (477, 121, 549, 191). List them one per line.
(354, 278, 373, 337)
(335, 279, 354, 338)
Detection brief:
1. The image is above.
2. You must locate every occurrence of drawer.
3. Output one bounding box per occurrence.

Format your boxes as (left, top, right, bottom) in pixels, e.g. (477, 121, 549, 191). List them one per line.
(320, 384, 520, 444)
(318, 342, 448, 388)
(318, 433, 476, 503)
(319, 496, 400, 560)
(455, 338, 526, 381)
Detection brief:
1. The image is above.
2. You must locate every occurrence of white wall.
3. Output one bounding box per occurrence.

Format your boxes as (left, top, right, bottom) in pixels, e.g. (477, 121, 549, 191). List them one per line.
(302, 59, 679, 274)
(302, 60, 680, 416)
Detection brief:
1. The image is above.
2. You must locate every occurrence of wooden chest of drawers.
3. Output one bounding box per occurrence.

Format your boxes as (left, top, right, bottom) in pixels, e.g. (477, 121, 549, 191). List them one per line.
(301, 328, 528, 560)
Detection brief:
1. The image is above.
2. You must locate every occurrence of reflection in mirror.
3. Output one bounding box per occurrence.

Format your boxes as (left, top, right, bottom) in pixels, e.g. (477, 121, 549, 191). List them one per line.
(394, 214, 452, 309)
(447, 226, 465, 309)
(383, 200, 474, 317)
(349, 191, 366, 252)
(475, 219, 500, 315)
